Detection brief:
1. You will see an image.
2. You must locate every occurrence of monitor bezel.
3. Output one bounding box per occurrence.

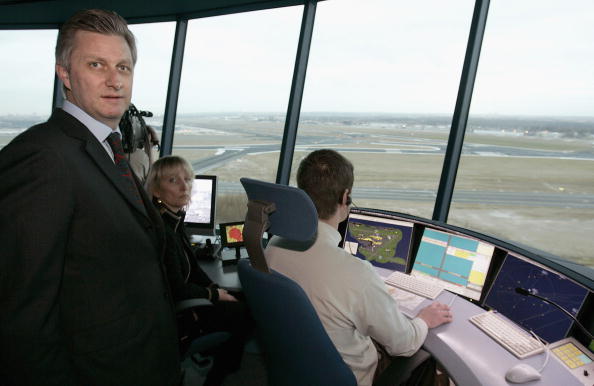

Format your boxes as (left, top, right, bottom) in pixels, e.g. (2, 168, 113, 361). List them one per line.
(219, 221, 245, 248)
(184, 174, 217, 236)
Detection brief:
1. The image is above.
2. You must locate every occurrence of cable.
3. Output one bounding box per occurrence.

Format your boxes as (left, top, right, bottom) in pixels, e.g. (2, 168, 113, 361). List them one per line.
(448, 294, 457, 307)
(529, 330, 550, 373)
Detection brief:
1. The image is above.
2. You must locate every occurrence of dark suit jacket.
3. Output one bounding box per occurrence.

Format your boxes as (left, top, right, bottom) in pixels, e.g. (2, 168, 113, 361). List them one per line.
(0, 109, 180, 386)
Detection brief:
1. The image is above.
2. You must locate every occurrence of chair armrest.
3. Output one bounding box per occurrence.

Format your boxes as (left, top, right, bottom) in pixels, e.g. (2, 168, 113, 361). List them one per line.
(176, 298, 213, 312)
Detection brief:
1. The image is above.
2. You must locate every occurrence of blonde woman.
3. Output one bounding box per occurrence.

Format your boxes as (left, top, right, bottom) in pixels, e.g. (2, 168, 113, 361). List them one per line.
(146, 155, 252, 386)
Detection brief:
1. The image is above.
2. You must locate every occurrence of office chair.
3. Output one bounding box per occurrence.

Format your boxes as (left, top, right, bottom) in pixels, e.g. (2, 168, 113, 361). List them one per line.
(238, 177, 357, 386)
(176, 299, 231, 384)
(238, 178, 437, 386)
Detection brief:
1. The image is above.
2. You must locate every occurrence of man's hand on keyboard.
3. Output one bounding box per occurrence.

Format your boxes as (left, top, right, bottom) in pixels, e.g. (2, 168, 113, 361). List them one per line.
(417, 302, 453, 328)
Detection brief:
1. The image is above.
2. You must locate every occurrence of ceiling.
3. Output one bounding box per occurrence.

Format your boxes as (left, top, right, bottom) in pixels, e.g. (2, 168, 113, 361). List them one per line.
(0, 0, 309, 29)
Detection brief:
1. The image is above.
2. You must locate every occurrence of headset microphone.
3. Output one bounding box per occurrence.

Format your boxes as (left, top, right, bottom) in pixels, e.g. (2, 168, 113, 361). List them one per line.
(515, 287, 593, 340)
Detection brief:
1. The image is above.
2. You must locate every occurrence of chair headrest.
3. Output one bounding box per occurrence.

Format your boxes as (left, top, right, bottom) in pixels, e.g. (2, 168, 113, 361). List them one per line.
(240, 178, 317, 242)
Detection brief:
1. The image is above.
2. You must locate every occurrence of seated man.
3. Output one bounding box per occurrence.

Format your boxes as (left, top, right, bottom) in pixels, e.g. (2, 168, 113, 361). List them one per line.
(264, 149, 453, 386)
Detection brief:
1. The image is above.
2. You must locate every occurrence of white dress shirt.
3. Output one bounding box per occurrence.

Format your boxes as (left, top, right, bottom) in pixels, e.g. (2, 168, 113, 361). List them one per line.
(61, 100, 123, 163)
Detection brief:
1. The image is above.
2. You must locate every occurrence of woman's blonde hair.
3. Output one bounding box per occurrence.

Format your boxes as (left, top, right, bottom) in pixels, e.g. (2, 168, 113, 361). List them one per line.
(145, 155, 194, 198)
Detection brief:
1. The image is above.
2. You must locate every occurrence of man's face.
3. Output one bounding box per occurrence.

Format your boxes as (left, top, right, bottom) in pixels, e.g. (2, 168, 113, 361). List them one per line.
(56, 30, 133, 129)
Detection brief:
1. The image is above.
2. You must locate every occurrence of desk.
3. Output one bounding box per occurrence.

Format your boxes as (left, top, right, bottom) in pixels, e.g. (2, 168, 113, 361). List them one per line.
(197, 247, 248, 292)
(408, 291, 582, 386)
(372, 265, 583, 385)
(197, 254, 583, 385)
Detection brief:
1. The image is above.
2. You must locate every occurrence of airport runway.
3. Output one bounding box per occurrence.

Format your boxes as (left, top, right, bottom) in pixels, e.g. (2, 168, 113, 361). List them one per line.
(215, 181, 594, 209)
(174, 138, 594, 209)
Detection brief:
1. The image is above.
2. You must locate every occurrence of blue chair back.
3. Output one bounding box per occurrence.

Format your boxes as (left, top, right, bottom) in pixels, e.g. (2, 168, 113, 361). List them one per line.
(238, 178, 356, 386)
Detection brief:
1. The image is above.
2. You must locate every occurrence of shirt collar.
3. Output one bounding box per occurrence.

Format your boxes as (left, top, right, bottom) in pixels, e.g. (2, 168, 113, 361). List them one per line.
(317, 220, 342, 246)
(62, 100, 122, 142)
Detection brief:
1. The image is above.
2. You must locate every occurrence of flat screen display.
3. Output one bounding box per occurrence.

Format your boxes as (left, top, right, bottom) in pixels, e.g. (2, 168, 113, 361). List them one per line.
(412, 228, 495, 301)
(343, 211, 414, 273)
(485, 253, 590, 343)
(185, 175, 217, 235)
(219, 221, 245, 248)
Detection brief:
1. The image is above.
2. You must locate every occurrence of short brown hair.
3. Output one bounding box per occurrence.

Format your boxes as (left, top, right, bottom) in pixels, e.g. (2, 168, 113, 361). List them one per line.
(56, 9, 137, 70)
(297, 149, 354, 220)
(145, 156, 194, 198)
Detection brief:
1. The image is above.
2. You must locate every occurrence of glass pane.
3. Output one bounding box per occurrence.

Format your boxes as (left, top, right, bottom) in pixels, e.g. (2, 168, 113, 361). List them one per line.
(0, 30, 57, 148)
(128, 22, 175, 164)
(294, 0, 474, 219)
(173, 7, 302, 223)
(129, 22, 175, 119)
(450, 1, 594, 268)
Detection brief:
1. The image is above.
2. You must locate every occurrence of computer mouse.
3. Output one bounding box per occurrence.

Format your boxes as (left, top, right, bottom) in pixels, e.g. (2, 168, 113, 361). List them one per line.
(505, 363, 541, 383)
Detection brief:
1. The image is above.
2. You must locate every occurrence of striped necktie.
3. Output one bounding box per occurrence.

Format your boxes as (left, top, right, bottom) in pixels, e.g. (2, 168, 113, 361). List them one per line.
(106, 132, 142, 203)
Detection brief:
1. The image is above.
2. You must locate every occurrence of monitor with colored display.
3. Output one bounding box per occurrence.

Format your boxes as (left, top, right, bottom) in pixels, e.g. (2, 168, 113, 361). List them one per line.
(411, 228, 495, 301)
(484, 253, 590, 343)
(342, 211, 414, 273)
(219, 221, 245, 248)
(184, 175, 217, 236)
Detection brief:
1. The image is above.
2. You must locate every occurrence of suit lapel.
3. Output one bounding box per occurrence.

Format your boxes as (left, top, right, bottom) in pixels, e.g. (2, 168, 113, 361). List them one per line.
(53, 109, 149, 218)
(84, 140, 148, 217)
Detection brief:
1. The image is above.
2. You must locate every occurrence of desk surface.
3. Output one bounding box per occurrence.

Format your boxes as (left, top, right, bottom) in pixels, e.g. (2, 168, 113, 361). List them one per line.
(372, 264, 584, 386)
(197, 247, 248, 292)
(411, 291, 582, 386)
(197, 248, 583, 385)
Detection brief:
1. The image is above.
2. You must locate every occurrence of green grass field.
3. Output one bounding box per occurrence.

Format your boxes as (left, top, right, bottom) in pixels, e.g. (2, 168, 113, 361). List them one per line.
(168, 120, 594, 269)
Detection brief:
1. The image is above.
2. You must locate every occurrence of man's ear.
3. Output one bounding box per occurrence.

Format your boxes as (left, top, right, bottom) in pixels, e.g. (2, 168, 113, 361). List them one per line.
(56, 64, 71, 91)
(341, 189, 350, 206)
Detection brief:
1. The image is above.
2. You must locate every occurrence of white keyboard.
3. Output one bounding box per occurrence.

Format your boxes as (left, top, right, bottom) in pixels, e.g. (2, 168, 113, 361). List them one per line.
(470, 311, 544, 359)
(384, 271, 443, 299)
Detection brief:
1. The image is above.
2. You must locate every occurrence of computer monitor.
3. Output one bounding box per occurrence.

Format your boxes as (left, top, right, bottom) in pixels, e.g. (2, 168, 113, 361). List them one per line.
(184, 175, 217, 236)
(219, 221, 245, 260)
(412, 228, 495, 301)
(484, 253, 590, 343)
(342, 211, 414, 273)
(219, 221, 245, 248)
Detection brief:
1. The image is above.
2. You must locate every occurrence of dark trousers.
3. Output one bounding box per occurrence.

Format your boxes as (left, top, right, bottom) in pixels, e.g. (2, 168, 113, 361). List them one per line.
(373, 341, 438, 386)
(178, 298, 253, 386)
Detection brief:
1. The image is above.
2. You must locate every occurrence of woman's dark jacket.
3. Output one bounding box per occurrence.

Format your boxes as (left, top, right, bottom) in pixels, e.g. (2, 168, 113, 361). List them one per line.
(159, 205, 220, 303)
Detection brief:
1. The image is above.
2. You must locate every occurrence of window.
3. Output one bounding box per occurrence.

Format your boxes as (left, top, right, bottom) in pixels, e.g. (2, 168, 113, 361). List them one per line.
(0, 30, 57, 147)
(128, 22, 175, 163)
(173, 7, 302, 223)
(294, 0, 473, 219)
(450, 1, 594, 268)
(129, 22, 175, 120)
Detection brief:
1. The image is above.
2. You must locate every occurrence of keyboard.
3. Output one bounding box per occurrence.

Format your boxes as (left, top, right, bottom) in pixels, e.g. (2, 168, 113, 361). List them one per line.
(384, 271, 443, 299)
(470, 311, 544, 359)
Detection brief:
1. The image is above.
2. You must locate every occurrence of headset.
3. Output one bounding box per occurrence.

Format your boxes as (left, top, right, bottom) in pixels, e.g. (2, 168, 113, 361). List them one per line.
(339, 190, 352, 206)
(119, 103, 153, 153)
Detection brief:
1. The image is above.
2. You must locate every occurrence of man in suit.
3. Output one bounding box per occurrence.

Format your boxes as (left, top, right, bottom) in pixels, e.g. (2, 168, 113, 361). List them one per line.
(0, 9, 180, 385)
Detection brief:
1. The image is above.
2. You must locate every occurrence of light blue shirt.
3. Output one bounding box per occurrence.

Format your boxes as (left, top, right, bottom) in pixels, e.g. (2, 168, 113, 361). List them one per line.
(61, 100, 123, 163)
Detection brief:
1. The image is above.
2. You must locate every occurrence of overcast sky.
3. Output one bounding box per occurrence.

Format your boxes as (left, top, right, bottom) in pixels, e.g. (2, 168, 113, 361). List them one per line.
(1, 0, 592, 118)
